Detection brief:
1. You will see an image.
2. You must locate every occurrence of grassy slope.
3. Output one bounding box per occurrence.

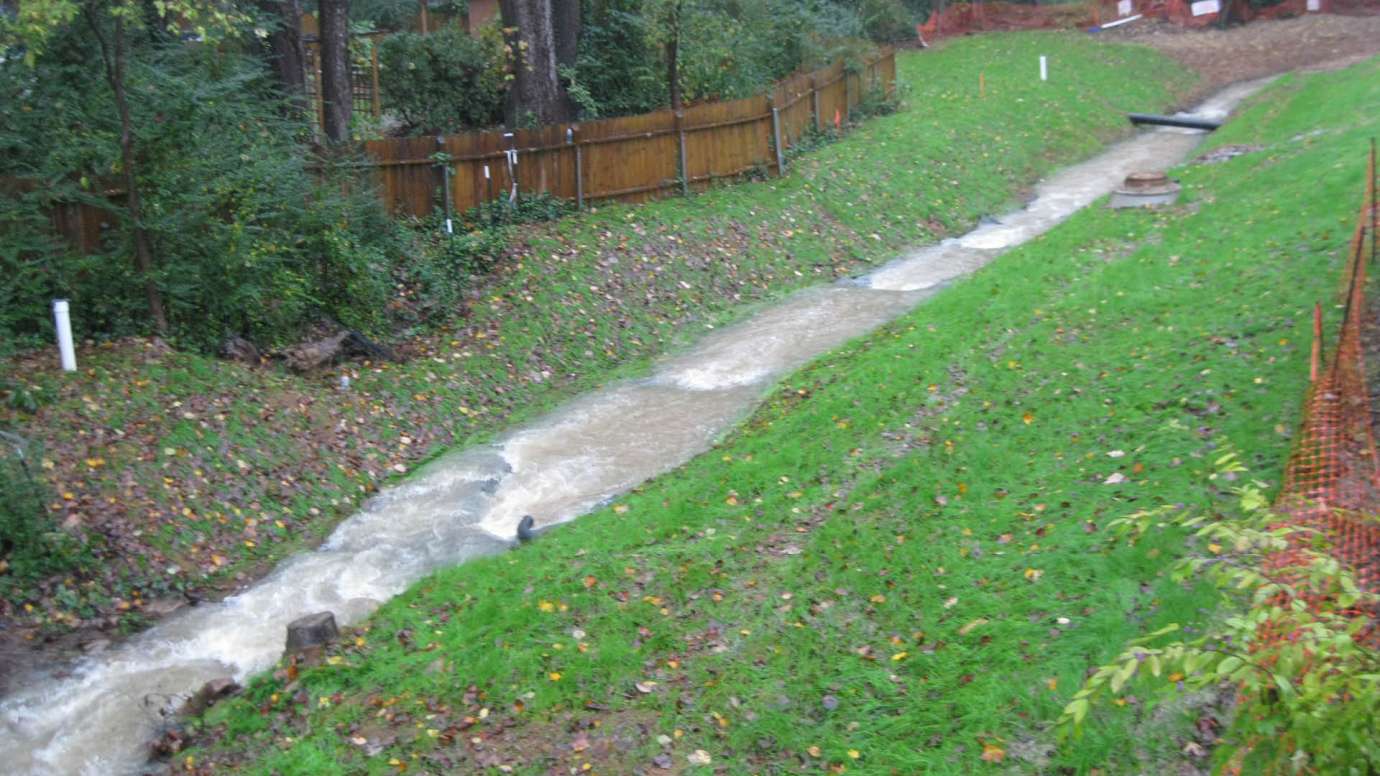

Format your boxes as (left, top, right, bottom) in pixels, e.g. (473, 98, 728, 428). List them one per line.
(0, 33, 1190, 634)
(186, 58, 1380, 774)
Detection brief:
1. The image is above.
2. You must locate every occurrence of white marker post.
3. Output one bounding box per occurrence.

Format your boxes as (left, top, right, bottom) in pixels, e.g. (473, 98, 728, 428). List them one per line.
(1039, 55, 1048, 82)
(52, 299, 76, 372)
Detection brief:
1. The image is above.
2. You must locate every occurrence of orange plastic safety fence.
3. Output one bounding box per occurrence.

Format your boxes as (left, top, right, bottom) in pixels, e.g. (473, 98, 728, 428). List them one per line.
(1268, 144, 1380, 647)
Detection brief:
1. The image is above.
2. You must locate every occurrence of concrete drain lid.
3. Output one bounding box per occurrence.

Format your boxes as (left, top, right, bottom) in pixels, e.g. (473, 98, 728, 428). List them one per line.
(1109, 171, 1180, 208)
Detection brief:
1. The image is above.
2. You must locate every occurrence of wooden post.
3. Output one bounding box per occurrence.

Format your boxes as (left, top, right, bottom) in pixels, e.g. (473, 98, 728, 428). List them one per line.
(370, 43, 381, 117)
(810, 75, 821, 131)
(419, 0, 430, 34)
(676, 111, 689, 196)
(769, 97, 785, 176)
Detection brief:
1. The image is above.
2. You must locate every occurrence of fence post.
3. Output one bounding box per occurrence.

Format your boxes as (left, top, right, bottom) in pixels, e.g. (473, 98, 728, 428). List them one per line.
(811, 75, 821, 132)
(569, 126, 584, 210)
(437, 136, 453, 231)
(676, 111, 689, 196)
(768, 96, 786, 176)
(844, 71, 852, 124)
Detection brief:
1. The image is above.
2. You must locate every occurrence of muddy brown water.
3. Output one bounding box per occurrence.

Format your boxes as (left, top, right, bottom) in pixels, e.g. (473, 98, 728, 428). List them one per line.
(0, 79, 1269, 775)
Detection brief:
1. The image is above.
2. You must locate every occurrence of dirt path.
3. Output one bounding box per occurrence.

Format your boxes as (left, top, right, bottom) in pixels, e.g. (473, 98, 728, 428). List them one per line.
(1103, 14, 1380, 95)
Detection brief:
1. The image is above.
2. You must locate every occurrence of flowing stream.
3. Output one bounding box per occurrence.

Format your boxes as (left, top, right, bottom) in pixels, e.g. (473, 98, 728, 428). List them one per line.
(0, 79, 1268, 775)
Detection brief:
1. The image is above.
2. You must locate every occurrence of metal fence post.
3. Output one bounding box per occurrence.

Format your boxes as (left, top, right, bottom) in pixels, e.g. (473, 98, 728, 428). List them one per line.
(768, 96, 785, 176)
(676, 111, 689, 196)
(811, 75, 821, 132)
(569, 126, 584, 210)
(844, 71, 852, 124)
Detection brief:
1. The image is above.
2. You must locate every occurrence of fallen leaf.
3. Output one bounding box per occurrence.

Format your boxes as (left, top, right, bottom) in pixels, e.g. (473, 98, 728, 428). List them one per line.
(687, 749, 712, 766)
(958, 618, 988, 635)
(980, 743, 1005, 763)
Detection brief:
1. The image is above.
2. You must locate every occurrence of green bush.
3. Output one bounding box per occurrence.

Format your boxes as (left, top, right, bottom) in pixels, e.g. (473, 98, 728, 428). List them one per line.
(1061, 450, 1380, 772)
(0, 432, 85, 584)
(853, 0, 916, 41)
(461, 192, 575, 231)
(377, 24, 505, 134)
(0, 33, 406, 351)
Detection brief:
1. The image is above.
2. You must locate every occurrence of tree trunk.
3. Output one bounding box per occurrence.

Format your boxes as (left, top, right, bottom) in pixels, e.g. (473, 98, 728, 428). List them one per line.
(553, 0, 579, 68)
(90, 10, 168, 334)
(664, 0, 682, 111)
(499, 0, 572, 127)
(260, 0, 309, 116)
(319, 0, 352, 143)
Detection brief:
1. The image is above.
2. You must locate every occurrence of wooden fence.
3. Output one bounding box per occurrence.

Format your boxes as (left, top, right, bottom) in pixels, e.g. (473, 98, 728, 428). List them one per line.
(366, 48, 897, 219)
(15, 48, 895, 254)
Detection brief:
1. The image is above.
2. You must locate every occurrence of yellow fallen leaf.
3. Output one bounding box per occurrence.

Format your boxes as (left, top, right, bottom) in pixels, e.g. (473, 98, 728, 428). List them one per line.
(980, 743, 1005, 763)
(548, 672, 562, 681)
(891, 651, 908, 662)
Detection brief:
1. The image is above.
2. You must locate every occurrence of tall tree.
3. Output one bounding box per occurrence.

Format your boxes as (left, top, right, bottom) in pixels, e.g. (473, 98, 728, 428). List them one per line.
(645, 0, 684, 110)
(4, 0, 246, 333)
(553, 0, 578, 71)
(498, 0, 572, 126)
(318, 0, 352, 143)
(258, 0, 309, 115)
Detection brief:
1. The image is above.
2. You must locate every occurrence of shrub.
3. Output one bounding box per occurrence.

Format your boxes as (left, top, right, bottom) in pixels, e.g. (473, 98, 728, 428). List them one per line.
(0, 432, 86, 584)
(378, 24, 505, 134)
(0, 34, 407, 351)
(1060, 449, 1380, 772)
(462, 192, 575, 231)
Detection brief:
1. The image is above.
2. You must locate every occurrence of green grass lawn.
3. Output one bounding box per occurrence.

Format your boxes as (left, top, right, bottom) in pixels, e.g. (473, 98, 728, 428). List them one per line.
(183, 54, 1380, 776)
(1, 32, 1193, 635)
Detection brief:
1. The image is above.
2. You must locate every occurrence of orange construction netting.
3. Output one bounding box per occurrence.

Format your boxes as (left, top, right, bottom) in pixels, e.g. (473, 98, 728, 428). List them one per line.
(1268, 143, 1380, 645)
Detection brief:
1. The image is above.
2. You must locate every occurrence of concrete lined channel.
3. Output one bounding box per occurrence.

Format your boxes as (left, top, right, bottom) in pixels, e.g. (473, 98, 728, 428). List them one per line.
(0, 79, 1268, 775)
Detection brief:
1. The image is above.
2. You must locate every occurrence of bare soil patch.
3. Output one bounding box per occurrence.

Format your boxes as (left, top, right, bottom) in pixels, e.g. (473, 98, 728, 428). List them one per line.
(1103, 14, 1380, 95)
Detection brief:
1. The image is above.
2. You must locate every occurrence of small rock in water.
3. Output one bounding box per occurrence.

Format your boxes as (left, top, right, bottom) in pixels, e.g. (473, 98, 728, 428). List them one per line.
(178, 677, 241, 718)
(516, 514, 537, 543)
(143, 596, 186, 617)
(286, 611, 339, 653)
(148, 725, 187, 758)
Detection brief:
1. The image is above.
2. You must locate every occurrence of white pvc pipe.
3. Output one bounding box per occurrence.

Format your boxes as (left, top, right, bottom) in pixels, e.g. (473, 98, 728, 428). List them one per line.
(52, 299, 76, 372)
(1040, 56, 1048, 82)
(1100, 13, 1144, 29)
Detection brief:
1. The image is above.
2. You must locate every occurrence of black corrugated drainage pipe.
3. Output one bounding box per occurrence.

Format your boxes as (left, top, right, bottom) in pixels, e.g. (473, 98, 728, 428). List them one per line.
(1127, 113, 1222, 131)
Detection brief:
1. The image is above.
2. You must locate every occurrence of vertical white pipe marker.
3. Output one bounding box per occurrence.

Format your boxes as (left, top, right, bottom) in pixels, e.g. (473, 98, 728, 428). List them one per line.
(53, 299, 76, 372)
(1040, 56, 1048, 82)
